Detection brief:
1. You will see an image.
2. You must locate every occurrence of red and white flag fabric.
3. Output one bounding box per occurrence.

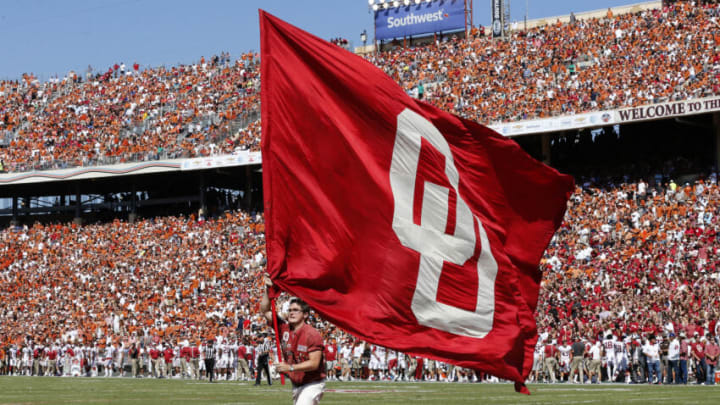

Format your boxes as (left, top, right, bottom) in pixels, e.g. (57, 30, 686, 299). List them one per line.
(260, 11, 574, 392)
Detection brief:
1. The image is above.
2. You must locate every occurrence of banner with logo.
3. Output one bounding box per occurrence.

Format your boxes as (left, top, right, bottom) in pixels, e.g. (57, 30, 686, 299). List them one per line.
(490, 111, 615, 137)
(491, 0, 503, 38)
(260, 10, 573, 393)
(489, 95, 720, 137)
(375, 0, 465, 41)
(180, 152, 261, 171)
(615, 96, 720, 123)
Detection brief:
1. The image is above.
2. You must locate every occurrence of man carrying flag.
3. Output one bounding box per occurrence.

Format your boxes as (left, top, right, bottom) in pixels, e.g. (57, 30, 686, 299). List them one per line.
(259, 8, 573, 394)
(260, 275, 326, 404)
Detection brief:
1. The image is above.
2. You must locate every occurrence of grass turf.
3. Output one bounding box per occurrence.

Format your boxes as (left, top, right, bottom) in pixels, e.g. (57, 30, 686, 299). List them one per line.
(0, 377, 717, 404)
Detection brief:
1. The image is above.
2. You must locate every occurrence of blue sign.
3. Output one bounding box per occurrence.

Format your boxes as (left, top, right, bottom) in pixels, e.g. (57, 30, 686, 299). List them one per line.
(375, 0, 465, 41)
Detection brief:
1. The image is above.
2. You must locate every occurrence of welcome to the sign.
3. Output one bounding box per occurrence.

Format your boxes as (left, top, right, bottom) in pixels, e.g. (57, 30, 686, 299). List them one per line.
(617, 97, 720, 122)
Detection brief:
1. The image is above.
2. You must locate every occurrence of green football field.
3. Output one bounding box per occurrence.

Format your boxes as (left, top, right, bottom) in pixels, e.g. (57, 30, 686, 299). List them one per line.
(0, 377, 717, 404)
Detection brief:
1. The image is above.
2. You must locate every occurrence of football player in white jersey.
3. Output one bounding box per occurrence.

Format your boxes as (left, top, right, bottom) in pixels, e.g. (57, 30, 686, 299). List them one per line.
(398, 352, 408, 381)
(602, 334, 616, 382)
(374, 345, 387, 380)
(88, 343, 99, 377)
(531, 340, 544, 383)
(71, 344, 83, 376)
(103, 343, 115, 377)
(367, 345, 379, 380)
(9, 345, 18, 375)
(217, 340, 230, 380)
(558, 340, 572, 381)
(21, 344, 31, 376)
(173, 343, 182, 378)
(226, 339, 237, 381)
(613, 337, 627, 382)
(387, 349, 398, 380)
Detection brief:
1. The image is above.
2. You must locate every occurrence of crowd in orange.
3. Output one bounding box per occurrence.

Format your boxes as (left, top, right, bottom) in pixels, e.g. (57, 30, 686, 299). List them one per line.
(2, 2, 718, 175)
(0, 53, 261, 173)
(0, 211, 267, 351)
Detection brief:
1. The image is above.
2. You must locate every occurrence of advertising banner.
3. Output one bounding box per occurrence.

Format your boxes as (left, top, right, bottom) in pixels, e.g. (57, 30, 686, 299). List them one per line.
(490, 111, 615, 137)
(615, 96, 720, 123)
(181, 151, 261, 170)
(375, 0, 465, 41)
(488, 95, 720, 137)
(491, 0, 503, 38)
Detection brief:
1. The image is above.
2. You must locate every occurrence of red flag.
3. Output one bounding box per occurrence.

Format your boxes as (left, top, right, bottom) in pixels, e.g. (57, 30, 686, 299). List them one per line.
(260, 11, 573, 391)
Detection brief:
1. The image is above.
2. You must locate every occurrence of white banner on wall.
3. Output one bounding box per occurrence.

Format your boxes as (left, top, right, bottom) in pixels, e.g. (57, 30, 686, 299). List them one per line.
(489, 95, 720, 137)
(180, 151, 261, 171)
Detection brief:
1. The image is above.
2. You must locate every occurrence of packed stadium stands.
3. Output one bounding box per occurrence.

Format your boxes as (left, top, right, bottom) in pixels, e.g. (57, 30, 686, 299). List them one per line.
(371, 1, 720, 123)
(0, 53, 261, 174)
(1, 177, 718, 383)
(535, 176, 720, 384)
(1, 1, 719, 174)
(0, 0, 719, 386)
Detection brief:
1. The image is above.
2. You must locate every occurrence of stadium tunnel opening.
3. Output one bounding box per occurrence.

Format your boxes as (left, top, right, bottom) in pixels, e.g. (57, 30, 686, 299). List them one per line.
(513, 112, 717, 188)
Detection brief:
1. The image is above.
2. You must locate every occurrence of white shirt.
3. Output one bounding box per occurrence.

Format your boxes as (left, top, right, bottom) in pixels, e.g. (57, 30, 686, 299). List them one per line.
(352, 345, 364, 359)
(339, 345, 352, 361)
(374, 346, 386, 362)
(667, 339, 680, 361)
(643, 342, 660, 362)
(589, 344, 602, 360)
(559, 345, 572, 360)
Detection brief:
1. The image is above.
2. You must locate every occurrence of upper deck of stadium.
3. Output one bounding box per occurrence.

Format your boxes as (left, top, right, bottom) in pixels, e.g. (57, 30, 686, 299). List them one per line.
(1, 0, 719, 175)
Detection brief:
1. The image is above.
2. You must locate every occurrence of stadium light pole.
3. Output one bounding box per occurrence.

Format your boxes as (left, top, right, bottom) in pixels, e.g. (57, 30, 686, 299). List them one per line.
(361, 29, 367, 48)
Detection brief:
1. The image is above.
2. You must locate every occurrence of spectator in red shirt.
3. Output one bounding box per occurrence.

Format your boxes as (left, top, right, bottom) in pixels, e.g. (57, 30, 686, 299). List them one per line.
(679, 332, 690, 384)
(163, 344, 174, 376)
(704, 337, 719, 385)
(544, 340, 559, 383)
(190, 343, 200, 380)
(237, 341, 250, 381)
(691, 336, 706, 384)
(324, 339, 338, 381)
(180, 343, 192, 379)
(149, 346, 161, 378)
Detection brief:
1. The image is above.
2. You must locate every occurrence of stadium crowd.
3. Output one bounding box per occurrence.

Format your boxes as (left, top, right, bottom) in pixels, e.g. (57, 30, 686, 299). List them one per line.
(374, 1, 720, 124)
(0, 52, 261, 174)
(1, 0, 720, 387)
(534, 173, 720, 385)
(1, 175, 719, 384)
(1, 1, 719, 174)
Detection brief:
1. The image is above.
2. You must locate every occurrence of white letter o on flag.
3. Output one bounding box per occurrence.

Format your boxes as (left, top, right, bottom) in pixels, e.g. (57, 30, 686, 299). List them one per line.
(389, 109, 498, 338)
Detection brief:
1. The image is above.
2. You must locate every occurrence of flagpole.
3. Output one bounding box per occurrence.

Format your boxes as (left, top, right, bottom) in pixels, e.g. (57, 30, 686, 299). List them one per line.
(270, 299, 286, 385)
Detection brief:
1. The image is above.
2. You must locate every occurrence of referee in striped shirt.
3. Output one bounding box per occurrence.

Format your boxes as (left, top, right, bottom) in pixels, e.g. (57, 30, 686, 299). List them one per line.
(204, 339, 216, 382)
(254, 336, 272, 386)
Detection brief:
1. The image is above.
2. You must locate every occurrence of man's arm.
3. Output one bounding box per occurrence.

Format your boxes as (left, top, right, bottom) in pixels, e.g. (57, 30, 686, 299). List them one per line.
(276, 350, 322, 374)
(259, 273, 274, 324)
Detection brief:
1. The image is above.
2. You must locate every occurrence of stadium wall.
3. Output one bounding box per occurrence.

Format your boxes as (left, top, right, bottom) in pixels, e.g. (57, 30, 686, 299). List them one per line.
(0, 152, 261, 186)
